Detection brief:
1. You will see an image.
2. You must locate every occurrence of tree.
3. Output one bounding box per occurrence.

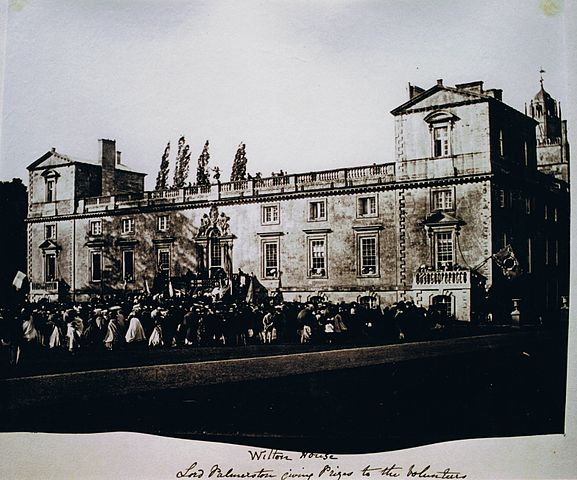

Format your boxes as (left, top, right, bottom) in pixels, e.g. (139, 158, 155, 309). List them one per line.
(231, 142, 247, 181)
(196, 140, 211, 186)
(155, 142, 171, 190)
(179, 144, 191, 186)
(0, 178, 27, 307)
(173, 136, 190, 188)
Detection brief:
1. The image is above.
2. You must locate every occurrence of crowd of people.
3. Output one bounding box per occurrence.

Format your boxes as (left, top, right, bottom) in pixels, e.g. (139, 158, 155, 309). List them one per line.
(0, 287, 453, 368)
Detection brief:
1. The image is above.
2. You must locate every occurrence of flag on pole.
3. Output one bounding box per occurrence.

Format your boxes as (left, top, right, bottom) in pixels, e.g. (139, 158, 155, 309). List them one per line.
(493, 245, 522, 279)
(168, 280, 175, 298)
(12, 271, 26, 291)
(144, 279, 151, 295)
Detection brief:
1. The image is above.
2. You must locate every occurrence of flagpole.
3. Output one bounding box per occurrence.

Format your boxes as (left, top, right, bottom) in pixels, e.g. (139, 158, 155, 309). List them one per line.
(471, 254, 494, 272)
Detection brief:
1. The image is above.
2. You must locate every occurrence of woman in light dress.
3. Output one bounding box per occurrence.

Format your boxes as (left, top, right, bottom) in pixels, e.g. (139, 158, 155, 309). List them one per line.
(148, 319, 164, 348)
(103, 312, 123, 351)
(125, 311, 147, 345)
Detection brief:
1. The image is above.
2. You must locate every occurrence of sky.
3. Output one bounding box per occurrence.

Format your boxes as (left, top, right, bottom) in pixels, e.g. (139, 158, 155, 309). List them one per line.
(0, 0, 569, 189)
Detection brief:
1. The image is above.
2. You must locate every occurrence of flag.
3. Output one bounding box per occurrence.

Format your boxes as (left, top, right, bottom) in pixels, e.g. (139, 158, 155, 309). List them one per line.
(245, 276, 254, 304)
(493, 245, 522, 279)
(144, 279, 151, 295)
(168, 280, 174, 298)
(12, 271, 26, 291)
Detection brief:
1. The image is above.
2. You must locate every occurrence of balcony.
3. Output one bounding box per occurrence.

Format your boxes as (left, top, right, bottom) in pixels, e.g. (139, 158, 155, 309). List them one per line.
(398, 153, 490, 181)
(73, 162, 397, 214)
(29, 281, 59, 297)
(413, 268, 471, 289)
(30, 281, 58, 292)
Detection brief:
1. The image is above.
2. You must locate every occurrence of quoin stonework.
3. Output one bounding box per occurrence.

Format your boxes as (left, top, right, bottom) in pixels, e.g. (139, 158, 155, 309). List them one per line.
(25, 79, 570, 323)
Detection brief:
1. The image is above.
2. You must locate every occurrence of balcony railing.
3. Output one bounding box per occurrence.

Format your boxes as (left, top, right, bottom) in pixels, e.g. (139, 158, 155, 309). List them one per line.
(413, 269, 470, 287)
(30, 281, 59, 292)
(398, 152, 490, 180)
(70, 162, 396, 214)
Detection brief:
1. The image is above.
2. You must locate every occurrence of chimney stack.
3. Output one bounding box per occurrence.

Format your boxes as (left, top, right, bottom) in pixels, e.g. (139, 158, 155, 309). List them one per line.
(116, 151, 122, 165)
(408, 83, 425, 100)
(485, 89, 503, 101)
(100, 139, 116, 196)
(455, 81, 484, 94)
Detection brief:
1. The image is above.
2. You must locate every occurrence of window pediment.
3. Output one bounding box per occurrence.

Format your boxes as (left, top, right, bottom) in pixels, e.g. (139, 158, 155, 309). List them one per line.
(86, 239, 106, 248)
(423, 211, 465, 228)
(38, 239, 59, 250)
(352, 224, 383, 232)
(117, 238, 140, 247)
(41, 169, 60, 179)
(257, 231, 284, 237)
(424, 110, 460, 125)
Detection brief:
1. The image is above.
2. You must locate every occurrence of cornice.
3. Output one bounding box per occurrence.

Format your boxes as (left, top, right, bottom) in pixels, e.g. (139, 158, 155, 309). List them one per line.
(117, 238, 140, 246)
(86, 239, 106, 247)
(352, 225, 384, 232)
(257, 231, 285, 237)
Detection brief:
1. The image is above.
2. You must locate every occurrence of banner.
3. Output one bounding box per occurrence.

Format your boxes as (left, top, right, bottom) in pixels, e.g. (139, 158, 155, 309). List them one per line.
(12, 271, 26, 291)
(493, 245, 522, 279)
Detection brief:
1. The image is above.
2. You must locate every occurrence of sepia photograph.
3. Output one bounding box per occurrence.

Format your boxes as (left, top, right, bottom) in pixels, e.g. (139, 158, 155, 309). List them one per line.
(0, 0, 574, 477)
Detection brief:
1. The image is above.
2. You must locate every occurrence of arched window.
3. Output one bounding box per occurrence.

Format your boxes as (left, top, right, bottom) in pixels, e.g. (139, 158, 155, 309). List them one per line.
(424, 110, 459, 158)
(41, 170, 60, 202)
(536, 104, 542, 117)
(209, 233, 222, 269)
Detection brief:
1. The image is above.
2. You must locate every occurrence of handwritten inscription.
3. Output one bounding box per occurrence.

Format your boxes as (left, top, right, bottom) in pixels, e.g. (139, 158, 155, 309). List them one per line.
(406, 465, 466, 479)
(175, 453, 467, 479)
(176, 463, 276, 478)
(177, 462, 204, 478)
(300, 453, 339, 461)
(250, 450, 294, 461)
(361, 464, 403, 477)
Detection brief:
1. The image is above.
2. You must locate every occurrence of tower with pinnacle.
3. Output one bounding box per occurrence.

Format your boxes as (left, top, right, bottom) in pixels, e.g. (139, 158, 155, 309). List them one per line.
(527, 70, 570, 183)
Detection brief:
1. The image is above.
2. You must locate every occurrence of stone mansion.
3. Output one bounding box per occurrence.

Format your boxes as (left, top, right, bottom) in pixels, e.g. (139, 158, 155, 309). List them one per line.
(25, 79, 570, 322)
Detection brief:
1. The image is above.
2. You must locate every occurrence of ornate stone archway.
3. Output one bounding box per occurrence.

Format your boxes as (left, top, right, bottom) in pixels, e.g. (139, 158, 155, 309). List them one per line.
(195, 205, 235, 278)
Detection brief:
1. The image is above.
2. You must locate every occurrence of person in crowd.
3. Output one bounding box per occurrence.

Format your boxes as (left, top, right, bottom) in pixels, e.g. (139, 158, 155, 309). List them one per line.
(103, 311, 123, 351)
(179, 306, 199, 346)
(22, 310, 40, 345)
(47, 311, 63, 349)
(125, 307, 147, 346)
(113, 306, 126, 333)
(262, 308, 276, 344)
(324, 318, 335, 344)
(148, 317, 164, 348)
(83, 308, 107, 349)
(332, 306, 348, 342)
(300, 323, 312, 344)
(65, 308, 84, 353)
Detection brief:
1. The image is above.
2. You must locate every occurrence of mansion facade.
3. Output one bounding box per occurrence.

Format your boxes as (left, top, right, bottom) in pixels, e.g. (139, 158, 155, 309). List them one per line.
(26, 79, 570, 322)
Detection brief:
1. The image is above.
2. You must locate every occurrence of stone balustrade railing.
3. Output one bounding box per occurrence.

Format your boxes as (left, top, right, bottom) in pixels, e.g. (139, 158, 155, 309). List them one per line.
(71, 162, 396, 214)
(414, 269, 470, 286)
(30, 281, 58, 292)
